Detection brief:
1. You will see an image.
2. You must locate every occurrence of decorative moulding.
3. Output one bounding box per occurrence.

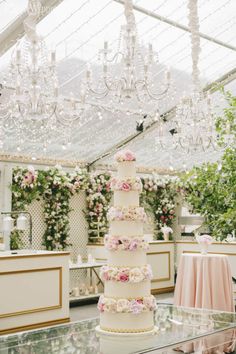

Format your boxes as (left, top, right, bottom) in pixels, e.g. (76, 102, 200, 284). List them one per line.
(0, 154, 87, 168)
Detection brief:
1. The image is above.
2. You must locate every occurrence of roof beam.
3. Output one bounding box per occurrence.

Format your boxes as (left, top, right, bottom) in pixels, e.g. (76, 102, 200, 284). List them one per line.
(0, 0, 64, 57)
(88, 67, 236, 167)
(114, 0, 236, 52)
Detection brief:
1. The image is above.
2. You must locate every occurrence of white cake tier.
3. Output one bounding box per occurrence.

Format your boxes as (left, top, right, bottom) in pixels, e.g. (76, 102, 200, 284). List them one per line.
(117, 161, 136, 179)
(113, 190, 139, 207)
(107, 250, 146, 267)
(104, 281, 151, 298)
(99, 332, 157, 354)
(100, 312, 154, 333)
(109, 221, 143, 236)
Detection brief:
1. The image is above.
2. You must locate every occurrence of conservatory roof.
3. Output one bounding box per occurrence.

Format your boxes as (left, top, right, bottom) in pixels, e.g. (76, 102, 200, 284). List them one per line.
(0, 0, 235, 171)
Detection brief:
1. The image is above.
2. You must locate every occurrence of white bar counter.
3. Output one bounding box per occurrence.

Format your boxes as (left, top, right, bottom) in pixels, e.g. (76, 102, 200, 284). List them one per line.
(0, 250, 70, 335)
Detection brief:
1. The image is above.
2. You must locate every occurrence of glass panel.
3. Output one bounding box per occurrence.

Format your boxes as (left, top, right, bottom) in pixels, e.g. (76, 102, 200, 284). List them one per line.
(0, 305, 235, 353)
(0, 0, 27, 32)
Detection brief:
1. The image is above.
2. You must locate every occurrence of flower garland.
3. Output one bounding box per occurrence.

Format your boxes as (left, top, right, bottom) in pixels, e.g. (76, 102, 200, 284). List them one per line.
(100, 264, 152, 283)
(104, 235, 149, 251)
(141, 176, 177, 239)
(97, 295, 156, 314)
(85, 172, 112, 241)
(110, 177, 142, 192)
(107, 206, 147, 222)
(11, 167, 178, 247)
(11, 165, 88, 250)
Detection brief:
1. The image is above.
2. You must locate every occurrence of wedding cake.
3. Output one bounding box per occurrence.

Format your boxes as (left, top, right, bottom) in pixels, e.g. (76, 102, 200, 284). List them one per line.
(97, 150, 156, 334)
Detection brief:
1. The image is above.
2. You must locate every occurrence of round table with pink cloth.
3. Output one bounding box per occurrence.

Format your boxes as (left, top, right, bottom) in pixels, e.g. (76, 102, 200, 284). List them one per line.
(174, 253, 234, 311)
(174, 253, 235, 353)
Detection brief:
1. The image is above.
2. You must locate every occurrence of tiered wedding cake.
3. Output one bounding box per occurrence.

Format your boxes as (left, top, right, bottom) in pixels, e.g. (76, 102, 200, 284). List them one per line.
(97, 150, 156, 334)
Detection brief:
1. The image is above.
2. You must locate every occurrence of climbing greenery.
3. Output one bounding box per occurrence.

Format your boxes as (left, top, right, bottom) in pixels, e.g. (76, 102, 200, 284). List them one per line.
(11, 165, 88, 250)
(180, 91, 236, 240)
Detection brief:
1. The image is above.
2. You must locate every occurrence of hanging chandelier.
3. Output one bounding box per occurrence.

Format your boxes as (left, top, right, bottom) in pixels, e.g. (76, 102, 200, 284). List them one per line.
(0, 0, 82, 154)
(156, 0, 230, 154)
(83, 0, 171, 112)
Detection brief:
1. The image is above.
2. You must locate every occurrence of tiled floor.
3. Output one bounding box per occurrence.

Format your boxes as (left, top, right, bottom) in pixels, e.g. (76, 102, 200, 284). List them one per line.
(70, 292, 174, 322)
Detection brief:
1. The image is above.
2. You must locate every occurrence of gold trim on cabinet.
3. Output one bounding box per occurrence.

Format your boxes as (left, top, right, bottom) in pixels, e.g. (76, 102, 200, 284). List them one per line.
(0, 317, 70, 335)
(147, 251, 171, 282)
(149, 241, 174, 244)
(177, 241, 236, 246)
(182, 251, 236, 256)
(0, 252, 70, 260)
(87, 243, 104, 246)
(0, 267, 62, 319)
(151, 286, 175, 295)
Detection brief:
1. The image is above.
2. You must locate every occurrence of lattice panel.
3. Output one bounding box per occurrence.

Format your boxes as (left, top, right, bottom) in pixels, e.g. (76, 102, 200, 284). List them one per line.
(20, 193, 88, 252)
(18, 199, 46, 249)
(69, 191, 88, 260)
(69, 192, 88, 291)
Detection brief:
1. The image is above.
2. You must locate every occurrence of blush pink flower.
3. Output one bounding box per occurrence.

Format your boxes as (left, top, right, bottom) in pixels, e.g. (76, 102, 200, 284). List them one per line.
(125, 150, 136, 161)
(119, 273, 129, 282)
(121, 182, 131, 192)
(129, 240, 138, 251)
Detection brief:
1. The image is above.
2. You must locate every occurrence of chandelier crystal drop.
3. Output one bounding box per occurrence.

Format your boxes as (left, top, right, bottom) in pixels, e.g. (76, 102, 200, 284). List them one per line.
(83, 0, 171, 112)
(0, 0, 82, 154)
(157, 0, 230, 154)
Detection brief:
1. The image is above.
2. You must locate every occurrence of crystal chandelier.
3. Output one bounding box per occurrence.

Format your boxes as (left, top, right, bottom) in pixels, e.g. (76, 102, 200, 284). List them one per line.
(157, 0, 226, 154)
(83, 0, 171, 112)
(0, 0, 82, 154)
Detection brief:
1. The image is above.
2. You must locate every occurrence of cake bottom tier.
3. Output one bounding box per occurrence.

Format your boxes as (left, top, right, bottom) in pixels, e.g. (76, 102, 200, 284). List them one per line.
(100, 311, 154, 333)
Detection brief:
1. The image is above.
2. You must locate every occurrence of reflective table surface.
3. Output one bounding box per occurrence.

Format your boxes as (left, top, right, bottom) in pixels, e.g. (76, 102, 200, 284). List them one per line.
(0, 305, 235, 353)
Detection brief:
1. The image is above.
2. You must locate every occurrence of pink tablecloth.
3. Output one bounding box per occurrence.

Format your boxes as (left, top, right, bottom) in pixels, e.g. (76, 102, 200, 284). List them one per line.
(174, 253, 234, 312)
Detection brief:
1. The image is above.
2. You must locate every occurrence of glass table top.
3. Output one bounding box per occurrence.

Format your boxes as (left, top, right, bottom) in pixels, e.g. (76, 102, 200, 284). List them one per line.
(0, 305, 235, 354)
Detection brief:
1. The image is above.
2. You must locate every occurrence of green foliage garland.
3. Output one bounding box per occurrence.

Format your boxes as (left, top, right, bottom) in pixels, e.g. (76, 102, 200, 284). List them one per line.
(11, 167, 178, 247)
(86, 172, 112, 242)
(11, 166, 88, 250)
(181, 91, 236, 240)
(141, 177, 177, 239)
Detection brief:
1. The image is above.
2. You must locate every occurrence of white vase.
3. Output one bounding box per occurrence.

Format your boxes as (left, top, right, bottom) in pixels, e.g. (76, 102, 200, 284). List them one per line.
(163, 233, 169, 241)
(199, 243, 208, 255)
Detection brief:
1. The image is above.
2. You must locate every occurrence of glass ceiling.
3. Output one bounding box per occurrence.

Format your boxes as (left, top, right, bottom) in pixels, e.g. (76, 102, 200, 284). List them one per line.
(0, 0, 235, 169)
(0, 0, 27, 32)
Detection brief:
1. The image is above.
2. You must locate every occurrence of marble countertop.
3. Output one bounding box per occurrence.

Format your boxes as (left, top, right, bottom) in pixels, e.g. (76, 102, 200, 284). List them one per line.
(0, 249, 70, 258)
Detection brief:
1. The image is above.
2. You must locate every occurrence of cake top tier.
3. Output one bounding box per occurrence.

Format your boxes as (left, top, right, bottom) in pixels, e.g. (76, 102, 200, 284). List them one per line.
(114, 150, 136, 162)
(115, 150, 136, 179)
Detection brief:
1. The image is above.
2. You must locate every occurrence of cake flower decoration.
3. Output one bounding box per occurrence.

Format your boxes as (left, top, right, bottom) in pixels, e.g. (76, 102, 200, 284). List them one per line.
(104, 235, 149, 251)
(97, 295, 157, 314)
(114, 150, 136, 162)
(100, 265, 152, 283)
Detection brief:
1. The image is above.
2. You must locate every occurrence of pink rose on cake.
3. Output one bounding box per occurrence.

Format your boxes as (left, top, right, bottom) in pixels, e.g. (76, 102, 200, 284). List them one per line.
(128, 239, 138, 251)
(121, 182, 131, 191)
(125, 150, 136, 161)
(130, 300, 144, 314)
(100, 266, 110, 281)
(97, 297, 105, 312)
(119, 272, 129, 282)
(114, 149, 136, 162)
